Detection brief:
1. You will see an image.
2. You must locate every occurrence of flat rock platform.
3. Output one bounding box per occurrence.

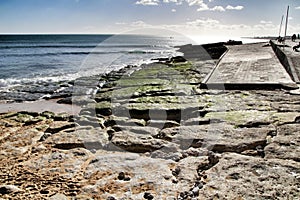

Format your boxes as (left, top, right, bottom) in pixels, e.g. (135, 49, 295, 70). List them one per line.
(201, 43, 297, 90)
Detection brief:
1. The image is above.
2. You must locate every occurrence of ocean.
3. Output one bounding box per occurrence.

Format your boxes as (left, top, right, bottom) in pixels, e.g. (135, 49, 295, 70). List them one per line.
(0, 34, 267, 95)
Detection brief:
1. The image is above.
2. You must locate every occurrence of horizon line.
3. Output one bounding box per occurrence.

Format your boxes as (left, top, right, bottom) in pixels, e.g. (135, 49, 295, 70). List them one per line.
(0, 33, 281, 38)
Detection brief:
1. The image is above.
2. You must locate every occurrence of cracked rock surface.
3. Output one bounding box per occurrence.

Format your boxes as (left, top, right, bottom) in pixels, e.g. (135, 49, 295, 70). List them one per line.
(1, 45, 300, 199)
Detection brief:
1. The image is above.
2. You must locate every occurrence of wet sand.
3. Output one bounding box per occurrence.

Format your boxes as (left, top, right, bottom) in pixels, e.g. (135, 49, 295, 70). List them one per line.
(0, 100, 81, 115)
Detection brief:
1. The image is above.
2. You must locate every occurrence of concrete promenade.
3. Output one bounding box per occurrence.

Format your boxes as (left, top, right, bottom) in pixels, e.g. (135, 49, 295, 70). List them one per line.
(201, 42, 297, 90)
(276, 40, 300, 83)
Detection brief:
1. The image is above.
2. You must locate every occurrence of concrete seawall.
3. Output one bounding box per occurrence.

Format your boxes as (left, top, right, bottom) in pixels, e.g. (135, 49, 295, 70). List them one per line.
(270, 40, 300, 83)
(201, 42, 297, 90)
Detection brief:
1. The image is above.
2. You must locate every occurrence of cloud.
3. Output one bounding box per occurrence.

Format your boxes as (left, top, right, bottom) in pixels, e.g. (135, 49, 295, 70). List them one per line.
(139, 0, 210, 10)
(136, 0, 244, 12)
(135, 0, 159, 6)
(181, 0, 210, 11)
(295, 6, 300, 10)
(130, 20, 152, 28)
(196, 4, 209, 11)
(115, 22, 127, 25)
(186, 0, 210, 11)
(260, 20, 272, 24)
(185, 0, 203, 6)
(171, 9, 177, 12)
(226, 5, 244, 10)
(253, 20, 276, 30)
(211, 6, 225, 12)
(197, 3, 244, 12)
(186, 18, 220, 28)
(117, 17, 299, 37)
(165, 0, 184, 5)
(163, 18, 280, 36)
(163, 0, 171, 2)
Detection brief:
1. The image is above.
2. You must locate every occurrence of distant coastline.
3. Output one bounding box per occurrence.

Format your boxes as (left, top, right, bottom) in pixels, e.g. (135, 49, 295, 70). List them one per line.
(242, 35, 295, 40)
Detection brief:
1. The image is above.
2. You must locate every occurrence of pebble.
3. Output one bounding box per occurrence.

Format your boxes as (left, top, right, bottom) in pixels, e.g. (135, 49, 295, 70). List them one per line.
(171, 178, 178, 184)
(188, 190, 195, 197)
(118, 172, 125, 180)
(172, 167, 181, 176)
(0, 185, 22, 194)
(192, 186, 200, 196)
(143, 192, 154, 200)
(107, 196, 117, 200)
(123, 177, 131, 181)
(117, 172, 131, 181)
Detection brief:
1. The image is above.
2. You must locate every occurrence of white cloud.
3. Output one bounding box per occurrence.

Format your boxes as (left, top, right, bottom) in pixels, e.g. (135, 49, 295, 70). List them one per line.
(260, 20, 272, 24)
(171, 9, 177, 12)
(163, 0, 178, 3)
(295, 6, 300, 10)
(253, 20, 276, 30)
(136, 0, 244, 12)
(115, 22, 127, 25)
(130, 20, 152, 28)
(163, 18, 281, 36)
(135, 0, 159, 6)
(226, 5, 244, 10)
(163, 0, 184, 5)
(197, 4, 209, 11)
(211, 6, 225, 12)
(185, 0, 201, 6)
(186, 18, 220, 28)
(183, 0, 210, 11)
(116, 17, 300, 37)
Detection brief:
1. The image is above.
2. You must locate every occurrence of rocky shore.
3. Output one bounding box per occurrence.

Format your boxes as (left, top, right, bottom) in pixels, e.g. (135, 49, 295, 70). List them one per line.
(0, 42, 299, 199)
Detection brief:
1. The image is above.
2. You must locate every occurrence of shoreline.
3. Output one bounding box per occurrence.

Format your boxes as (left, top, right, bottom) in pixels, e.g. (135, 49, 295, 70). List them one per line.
(0, 40, 230, 114)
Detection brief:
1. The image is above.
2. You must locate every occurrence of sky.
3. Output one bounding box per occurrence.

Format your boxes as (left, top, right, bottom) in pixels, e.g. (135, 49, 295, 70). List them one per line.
(1, 0, 300, 37)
